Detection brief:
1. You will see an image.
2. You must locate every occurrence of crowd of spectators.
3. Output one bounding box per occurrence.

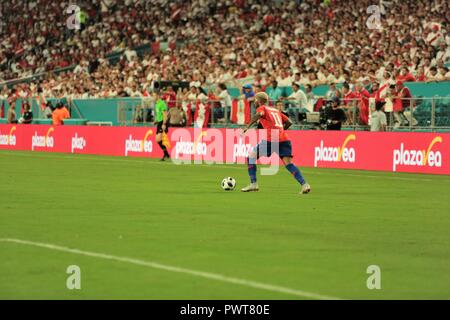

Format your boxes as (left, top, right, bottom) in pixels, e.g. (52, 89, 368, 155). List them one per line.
(0, 0, 449, 98)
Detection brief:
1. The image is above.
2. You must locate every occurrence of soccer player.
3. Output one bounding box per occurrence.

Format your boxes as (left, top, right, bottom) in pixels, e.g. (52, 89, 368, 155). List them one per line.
(241, 92, 311, 194)
(154, 91, 170, 161)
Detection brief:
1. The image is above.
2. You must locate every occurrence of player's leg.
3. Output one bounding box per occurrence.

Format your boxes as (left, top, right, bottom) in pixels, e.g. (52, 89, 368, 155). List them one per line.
(241, 140, 269, 192)
(156, 123, 170, 160)
(279, 141, 311, 194)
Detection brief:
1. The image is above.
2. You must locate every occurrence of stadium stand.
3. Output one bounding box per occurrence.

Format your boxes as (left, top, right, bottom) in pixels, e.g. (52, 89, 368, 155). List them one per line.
(0, 0, 449, 129)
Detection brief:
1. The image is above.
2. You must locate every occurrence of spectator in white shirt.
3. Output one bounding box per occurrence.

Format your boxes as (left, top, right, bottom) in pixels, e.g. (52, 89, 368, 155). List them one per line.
(426, 67, 440, 81)
(370, 102, 387, 132)
(437, 67, 450, 81)
(285, 83, 309, 122)
(215, 83, 232, 122)
(325, 83, 339, 100)
(285, 83, 308, 108)
(186, 86, 198, 103)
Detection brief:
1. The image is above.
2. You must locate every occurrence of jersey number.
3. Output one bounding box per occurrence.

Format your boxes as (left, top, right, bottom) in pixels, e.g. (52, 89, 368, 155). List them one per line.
(270, 111, 283, 128)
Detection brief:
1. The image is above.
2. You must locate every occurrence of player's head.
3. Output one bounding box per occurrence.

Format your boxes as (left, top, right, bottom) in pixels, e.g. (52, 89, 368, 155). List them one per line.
(275, 100, 284, 111)
(271, 80, 278, 88)
(372, 81, 379, 91)
(331, 96, 340, 108)
(242, 84, 253, 93)
(255, 92, 269, 107)
(375, 101, 385, 111)
(218, 83, 227, 91)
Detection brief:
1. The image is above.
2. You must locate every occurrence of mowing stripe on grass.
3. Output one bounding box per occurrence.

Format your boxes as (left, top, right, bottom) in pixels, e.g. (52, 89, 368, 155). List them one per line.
(0, 238, 340, 300)
(0, 150, 441, 182)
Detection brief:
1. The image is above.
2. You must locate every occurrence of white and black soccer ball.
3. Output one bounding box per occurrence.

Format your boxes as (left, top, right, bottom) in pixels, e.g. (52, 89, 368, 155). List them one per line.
(221, 177, 236, 191)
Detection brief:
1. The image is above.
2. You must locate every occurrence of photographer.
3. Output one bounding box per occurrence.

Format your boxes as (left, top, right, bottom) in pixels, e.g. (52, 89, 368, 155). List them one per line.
(19, 102, 33, 124)
(324, 97, 347, 130)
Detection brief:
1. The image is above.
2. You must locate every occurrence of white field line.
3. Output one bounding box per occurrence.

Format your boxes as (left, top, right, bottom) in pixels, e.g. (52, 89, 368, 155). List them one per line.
(0, 238, 340, 300)
(0, 150, 442, 182)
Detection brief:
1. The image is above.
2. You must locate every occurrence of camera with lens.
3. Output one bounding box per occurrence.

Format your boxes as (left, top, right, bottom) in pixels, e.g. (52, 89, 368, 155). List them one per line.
(319, 96, 342, 130)
(319, 99, 334, 127)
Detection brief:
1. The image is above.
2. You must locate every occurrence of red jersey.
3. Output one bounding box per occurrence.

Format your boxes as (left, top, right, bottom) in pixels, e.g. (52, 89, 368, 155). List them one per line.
(343, 91, 358, 105)
(354, 88, 370, 125)
(394, 87, 412, 112)
(163, 91, 177, 108)
(396, 73, 416, 83)
(257, 105, 289, 142)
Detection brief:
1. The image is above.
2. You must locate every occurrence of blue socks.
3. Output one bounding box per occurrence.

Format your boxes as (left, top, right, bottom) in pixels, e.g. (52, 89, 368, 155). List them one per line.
(247, 157, 257, 183)
(285, 163, 306, 185)
(247, 159, 306, 185)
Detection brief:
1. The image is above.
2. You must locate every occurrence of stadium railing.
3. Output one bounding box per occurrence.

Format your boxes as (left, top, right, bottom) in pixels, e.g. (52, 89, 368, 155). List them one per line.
(1, 96, 450, 132)
(112, 96, 450, 132)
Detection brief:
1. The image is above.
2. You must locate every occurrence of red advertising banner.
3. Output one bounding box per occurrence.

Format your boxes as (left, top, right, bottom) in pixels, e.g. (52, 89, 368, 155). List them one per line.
(1, 124, 449, 175)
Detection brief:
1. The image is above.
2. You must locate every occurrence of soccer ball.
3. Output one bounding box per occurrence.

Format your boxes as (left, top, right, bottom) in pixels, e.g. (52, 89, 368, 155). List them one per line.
(221, 177, 236, 191)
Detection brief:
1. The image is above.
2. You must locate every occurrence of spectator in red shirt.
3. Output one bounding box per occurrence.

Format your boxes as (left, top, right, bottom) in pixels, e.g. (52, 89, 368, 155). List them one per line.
(162, 86, 177, 108)
(354, 83, 371, 125)
(416, 67, 427, 82)
(341, 82, 357, 125)
(396, 67, 416, 83)
(393, 80, 413, 127)
(234, 65, 248, 79)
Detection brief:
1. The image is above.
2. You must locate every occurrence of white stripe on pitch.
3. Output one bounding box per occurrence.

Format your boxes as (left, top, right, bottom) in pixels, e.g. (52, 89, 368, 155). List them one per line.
(0, 238, 341, 300)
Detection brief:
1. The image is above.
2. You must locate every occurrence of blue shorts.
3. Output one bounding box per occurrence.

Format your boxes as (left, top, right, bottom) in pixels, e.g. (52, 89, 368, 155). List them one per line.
(253, 140, 293, 159)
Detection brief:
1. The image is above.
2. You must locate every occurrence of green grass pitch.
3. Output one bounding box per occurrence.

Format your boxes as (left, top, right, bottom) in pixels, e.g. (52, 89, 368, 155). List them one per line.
(0, 150, 449, 299)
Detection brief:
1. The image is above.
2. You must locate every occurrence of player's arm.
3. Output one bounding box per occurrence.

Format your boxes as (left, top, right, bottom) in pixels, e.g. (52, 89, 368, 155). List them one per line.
(281, 113, 292, 130)
(162, 104, 168, 129)
(283, 117, 293, 130)
(242, 112, 263, 134)
(165, 109, 170, 125)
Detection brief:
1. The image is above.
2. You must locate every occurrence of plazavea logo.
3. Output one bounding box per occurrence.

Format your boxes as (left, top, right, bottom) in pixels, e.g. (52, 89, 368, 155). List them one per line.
(175, 132, 207, 159)
(0, 126, 17, 146)
(71, 133, 86, 153)
(32, 128, 54, 150)
(125, 130, 153, 156)
(393, 137, 443, 171)
(314, 134, 356, 167)
(233, 138, 252, 162)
